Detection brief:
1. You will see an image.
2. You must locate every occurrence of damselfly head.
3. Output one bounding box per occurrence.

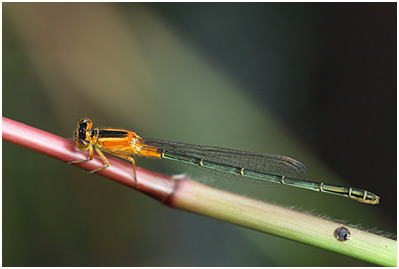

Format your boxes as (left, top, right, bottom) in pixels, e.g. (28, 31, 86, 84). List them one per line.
(73, 118, 93, 151)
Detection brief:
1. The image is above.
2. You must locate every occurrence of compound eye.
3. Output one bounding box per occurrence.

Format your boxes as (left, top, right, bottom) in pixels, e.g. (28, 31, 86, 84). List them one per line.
(76, 139, 90, 150)
(79, 140, 88, 147)
(78, 118, 93, 130)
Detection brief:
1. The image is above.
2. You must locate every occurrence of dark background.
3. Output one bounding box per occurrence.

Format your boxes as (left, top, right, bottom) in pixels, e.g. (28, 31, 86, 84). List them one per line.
(3, 3, 396, 266)
(150, 3, 396, 218)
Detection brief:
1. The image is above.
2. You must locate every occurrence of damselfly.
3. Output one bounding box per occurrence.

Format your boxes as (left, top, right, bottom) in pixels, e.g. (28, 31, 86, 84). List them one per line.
(70, 118, 379, 204)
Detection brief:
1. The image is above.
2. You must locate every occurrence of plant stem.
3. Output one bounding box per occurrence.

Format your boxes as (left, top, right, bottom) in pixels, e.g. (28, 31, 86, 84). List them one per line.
(2, 116, 396, 266)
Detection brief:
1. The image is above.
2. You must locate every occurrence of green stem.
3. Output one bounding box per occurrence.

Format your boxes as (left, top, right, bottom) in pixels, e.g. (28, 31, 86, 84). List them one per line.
(169, 179, 396, 266)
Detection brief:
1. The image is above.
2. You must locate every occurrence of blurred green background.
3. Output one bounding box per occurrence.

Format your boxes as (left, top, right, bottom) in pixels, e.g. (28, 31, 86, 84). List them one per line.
(3, 3, 396, 266)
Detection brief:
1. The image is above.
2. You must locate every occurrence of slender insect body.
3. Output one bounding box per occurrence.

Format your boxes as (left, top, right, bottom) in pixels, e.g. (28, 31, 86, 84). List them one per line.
(69, 118, 380, 205)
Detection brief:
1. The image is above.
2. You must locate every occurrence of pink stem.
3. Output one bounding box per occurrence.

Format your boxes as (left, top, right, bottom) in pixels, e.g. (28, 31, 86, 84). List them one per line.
(2, 116, 177, 203)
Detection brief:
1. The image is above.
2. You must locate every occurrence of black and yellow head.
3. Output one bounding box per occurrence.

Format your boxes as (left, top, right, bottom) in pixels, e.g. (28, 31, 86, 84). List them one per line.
(73, 118, 93, 151)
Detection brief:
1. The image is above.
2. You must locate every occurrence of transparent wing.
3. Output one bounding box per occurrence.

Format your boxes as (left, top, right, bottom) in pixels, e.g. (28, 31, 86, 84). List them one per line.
(142, 138, 307, 183)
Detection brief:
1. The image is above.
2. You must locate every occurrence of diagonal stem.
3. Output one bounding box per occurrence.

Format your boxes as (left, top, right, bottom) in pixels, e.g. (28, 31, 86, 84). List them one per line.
(2, 116, 396, 266)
